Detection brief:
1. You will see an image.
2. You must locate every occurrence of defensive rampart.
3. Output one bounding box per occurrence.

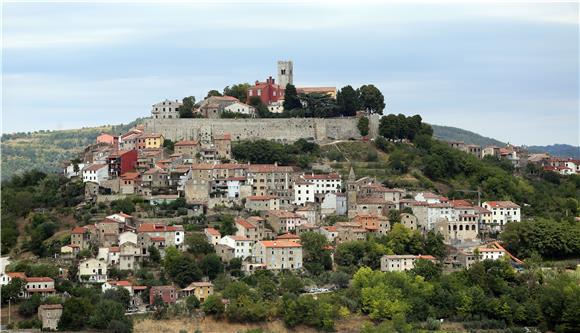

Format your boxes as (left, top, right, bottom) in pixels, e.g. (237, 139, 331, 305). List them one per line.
(143, 116, 380, 143)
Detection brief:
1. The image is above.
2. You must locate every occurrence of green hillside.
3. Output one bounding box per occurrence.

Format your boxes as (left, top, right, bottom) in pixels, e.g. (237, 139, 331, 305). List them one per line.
(431, 124, 506, 147)
(1, 120, 141, 180)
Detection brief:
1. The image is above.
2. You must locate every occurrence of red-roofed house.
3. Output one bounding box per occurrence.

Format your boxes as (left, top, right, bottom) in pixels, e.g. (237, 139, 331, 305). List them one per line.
(253, 240, 303, 270)
(204, 227, 221, 246)
(24, 277, 56, 298)
(482, 201, 521, 230)
(235, 217, 273, 242)
(71, 226, 93, 250)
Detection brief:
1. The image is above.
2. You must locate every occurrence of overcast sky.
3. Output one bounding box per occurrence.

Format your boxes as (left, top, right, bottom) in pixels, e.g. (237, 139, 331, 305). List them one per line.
(2, 0, 578, 145)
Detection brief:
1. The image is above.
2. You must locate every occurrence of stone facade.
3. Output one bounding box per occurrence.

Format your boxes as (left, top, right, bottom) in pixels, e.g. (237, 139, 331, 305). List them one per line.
(143, 116, 379, 143)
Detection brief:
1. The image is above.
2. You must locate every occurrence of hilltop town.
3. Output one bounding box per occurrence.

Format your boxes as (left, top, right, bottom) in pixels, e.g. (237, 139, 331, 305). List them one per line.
(1, 61, 579, 333)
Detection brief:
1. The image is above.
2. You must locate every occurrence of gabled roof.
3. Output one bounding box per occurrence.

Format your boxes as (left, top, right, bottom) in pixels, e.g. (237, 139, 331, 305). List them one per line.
(484, 201, 520, 209)
(236, 219, 256, 230)
(205, 227, 221, 236)
(26, 277, 54, 283)
(247, 195, 278, 201)
(83, 164, 108, 172)
(72, 226, 88, 234)
(259, 240, 302, 248)
(276, 233, 300, 240)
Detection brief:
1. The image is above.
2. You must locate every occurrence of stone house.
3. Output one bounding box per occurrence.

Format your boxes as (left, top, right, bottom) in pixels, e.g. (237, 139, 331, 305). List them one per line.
(265, 210, 306, 233)
(252, 240, 303, 270)
(174, 140, 200, 158)
(380, 255, 436, 272)
(71, 226, 93, 250)
(235, 217, 274, 242)
(37, 304, 63, 331)
(245, 195, 280, 212)
(354, 214, 389, 235)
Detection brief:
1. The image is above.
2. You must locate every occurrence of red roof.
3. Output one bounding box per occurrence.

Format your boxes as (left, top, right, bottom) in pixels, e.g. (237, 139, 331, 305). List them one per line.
(72, 226, 88, 234)
(83, 164, 107, 172)
(150, 237, 165, 242)
(248, 164, 294, 173)
(260, 240, 302, 248)
(116, 280, 132, 287)
(247, 195, 278, 201)
(484, 201, 520, 209)
(7, 272, 27, 279)
(109, 247, 120, 253)
(205, 227, 221, 236)
(121, 172, 140, 181)
(276, 233, 300, 240)
(236, 219, 256, 229)
(26, 277, 54, 283)
(303, 173, 341, 180)
(138, 223, 179, 233)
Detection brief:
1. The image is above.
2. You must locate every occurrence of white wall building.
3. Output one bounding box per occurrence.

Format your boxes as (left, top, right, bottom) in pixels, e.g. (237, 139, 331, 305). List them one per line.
(481, 201, 521, 230)
(293, 180, 316, 206)
(223, 102, 256, 116)
(82, 164, 109, 185)
(219, 235, 253, 259)
(151, 99, 182, 119)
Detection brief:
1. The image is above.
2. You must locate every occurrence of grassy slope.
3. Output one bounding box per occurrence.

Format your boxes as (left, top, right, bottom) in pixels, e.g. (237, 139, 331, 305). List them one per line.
(431, 124, 506, 147)
(432, 124, 579, 158)
(1, 121, 140, 180)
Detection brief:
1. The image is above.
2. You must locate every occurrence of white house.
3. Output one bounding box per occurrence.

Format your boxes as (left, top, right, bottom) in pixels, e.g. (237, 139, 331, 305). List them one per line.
(223, 102, 256, 116)
(427, 203, 453, 230)
(302, 173, 342, 194)
(226, 177, 245, 198)
(151, 99, 182, 119)
(293, 180, 315, 206)
(415, 192, 447, 204)
(481, 201, 521, 230)
(79, 258, 108, 283)
(219, 235, 253, 259)
(82, 164, 109, 184)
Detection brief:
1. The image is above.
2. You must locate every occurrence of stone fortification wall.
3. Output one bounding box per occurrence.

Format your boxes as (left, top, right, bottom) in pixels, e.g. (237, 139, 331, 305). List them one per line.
(143, 116, 379, 143)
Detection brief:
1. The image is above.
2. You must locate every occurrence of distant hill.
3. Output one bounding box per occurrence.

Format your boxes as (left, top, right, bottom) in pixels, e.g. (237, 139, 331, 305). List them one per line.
(1, 120, 141, 180)
(431, 124, 506, 147)
(526, 144, 580, 159)
(432, 124, 579, 159)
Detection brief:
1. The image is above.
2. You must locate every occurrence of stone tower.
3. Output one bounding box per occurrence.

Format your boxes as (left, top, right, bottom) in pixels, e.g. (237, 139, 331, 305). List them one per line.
(277, 60, 293, 88)
(347, 166, 358, 218)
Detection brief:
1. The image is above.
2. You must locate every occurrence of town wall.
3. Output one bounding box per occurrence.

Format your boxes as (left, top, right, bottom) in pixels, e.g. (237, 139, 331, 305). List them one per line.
(143, 115, 380, 143)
